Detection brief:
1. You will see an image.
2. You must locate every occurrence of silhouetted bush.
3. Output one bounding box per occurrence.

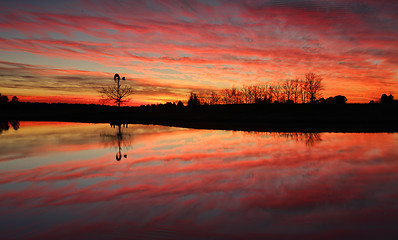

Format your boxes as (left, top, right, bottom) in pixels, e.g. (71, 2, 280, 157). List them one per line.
(11, 96, 19, 103)
(317, 95, 347, 104)
(380, 94, 394, 104)
(332, 95, 347, 104)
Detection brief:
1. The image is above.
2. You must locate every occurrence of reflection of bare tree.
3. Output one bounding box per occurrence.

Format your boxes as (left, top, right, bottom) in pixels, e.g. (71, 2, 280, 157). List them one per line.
(246, 131, 322, 146)
(277, 132, 322, 146)
(100, 123, 132, 161)
(0, 120, 20, 135)
(10, 120, 20, 130)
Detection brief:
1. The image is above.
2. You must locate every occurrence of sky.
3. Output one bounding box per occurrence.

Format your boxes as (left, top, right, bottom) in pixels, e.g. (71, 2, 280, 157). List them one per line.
(0, 0, 397, 105)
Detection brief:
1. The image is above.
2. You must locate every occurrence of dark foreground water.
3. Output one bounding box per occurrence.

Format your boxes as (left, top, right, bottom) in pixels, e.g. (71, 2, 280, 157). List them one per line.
(1, 122, 397, 240)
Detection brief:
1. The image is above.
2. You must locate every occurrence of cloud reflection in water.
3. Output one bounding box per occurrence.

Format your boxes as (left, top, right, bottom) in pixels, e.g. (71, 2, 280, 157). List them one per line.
(0, 122, 397, 239)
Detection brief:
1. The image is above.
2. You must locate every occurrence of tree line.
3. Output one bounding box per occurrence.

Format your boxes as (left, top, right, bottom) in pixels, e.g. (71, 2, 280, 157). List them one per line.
(188, 72, 325, 106)
(96, 72, 396, 107)
(0, 93, 19, 104)
(1, 71, 396, 109)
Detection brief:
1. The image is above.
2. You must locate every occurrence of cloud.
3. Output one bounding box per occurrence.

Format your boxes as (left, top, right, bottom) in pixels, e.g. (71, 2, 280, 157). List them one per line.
(0, 0, 397, 103)
(1, 125, 398, 238)
(0, 60, 214, 104)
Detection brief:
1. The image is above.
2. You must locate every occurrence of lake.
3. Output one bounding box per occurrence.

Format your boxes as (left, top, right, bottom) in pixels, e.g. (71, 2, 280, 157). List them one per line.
(1, 121, 397, 239)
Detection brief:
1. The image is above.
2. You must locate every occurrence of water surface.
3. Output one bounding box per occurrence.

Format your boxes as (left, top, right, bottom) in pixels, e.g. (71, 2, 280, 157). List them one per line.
(1, 122, 397, 239)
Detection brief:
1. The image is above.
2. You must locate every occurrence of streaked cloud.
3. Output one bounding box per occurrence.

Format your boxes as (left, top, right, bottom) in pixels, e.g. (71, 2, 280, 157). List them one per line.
(0, 0, 397, 103)
(1, 123, 397, 238)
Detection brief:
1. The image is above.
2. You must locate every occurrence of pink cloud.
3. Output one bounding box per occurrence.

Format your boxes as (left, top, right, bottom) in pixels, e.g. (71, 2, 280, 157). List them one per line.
(0, 0, 397, 103)
(1, 123, 398, 238)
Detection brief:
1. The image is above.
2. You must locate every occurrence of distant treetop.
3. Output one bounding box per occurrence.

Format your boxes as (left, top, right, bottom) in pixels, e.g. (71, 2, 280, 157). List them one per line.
(380, 94, 394, 104)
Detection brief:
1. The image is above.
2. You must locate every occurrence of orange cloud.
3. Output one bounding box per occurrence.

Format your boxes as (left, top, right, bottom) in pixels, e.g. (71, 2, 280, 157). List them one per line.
(0, 0, 397, 104)
(1, 123, 397, 238)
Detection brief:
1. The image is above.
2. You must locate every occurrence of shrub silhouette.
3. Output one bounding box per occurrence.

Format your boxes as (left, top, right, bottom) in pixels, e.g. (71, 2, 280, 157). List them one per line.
(332, 95, 347, 104)
(380, 94, 394, 104)
(11, 96, 19, 103)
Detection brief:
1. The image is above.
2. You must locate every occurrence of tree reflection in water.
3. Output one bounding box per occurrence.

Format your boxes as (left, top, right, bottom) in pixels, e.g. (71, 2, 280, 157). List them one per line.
(100, 123, 132, 161)
(277, 132, 322, 146)
(0, 120, 20, 135)
(246, 131, 322, 146)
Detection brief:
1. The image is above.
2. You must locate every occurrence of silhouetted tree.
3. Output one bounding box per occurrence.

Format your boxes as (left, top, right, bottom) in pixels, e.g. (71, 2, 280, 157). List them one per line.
(188, 92, 200, 106)
(0, 120, 20, 135)
(242, 86, 251, 104)
(271, 84, 284, 103)
(230, 87, 242, 104)
(0, 93, 9, 104)
(380, 94, 394, 104)
(177, 101, 184, 107)
(0, 121, 10, 134)
(209, 91, 220, 105)
(305, 72, 323, 103)
(10, 96, 19, 103)
(251, 85, 262, 103)
(291, 78, 301, 103)
(275, 132, 322, 146)
(99, 74, 133, 107)
(184, 73, 326, 106)
(299, 79, 307, 103)
(282, 80, 295, 102)
(9, 120, 20, 130)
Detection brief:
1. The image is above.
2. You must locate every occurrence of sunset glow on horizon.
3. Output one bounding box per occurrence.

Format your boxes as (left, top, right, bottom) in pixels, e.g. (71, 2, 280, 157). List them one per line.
(1, 0, 397, 105)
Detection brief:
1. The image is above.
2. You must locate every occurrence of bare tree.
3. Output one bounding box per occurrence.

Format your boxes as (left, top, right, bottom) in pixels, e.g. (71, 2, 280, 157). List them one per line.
(209, 91, 220, 105)
(252, 85, 263, 103)
(271, 84, 284, 103)
(99, 74, 133, 107)
(231, 87, 243, 104)
(242, 85, 251, 104)
(185, 72, 324, 105)
(305, 72, 323, 103)
(299, 79, 307, 103)
(283, 80, 295, 102)
(291, 78, 300, 103)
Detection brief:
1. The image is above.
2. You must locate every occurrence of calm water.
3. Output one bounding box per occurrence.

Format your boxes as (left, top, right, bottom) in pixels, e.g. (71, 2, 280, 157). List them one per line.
(1, 122, 397, 240)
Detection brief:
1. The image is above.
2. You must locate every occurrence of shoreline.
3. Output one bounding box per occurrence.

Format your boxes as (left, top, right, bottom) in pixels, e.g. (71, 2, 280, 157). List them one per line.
(1, 102, 398, 133)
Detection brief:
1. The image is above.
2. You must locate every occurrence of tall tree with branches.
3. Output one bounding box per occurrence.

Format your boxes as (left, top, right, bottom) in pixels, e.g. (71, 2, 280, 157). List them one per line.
(305, 72, 324, 103)
(99, 74, 133, 107)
